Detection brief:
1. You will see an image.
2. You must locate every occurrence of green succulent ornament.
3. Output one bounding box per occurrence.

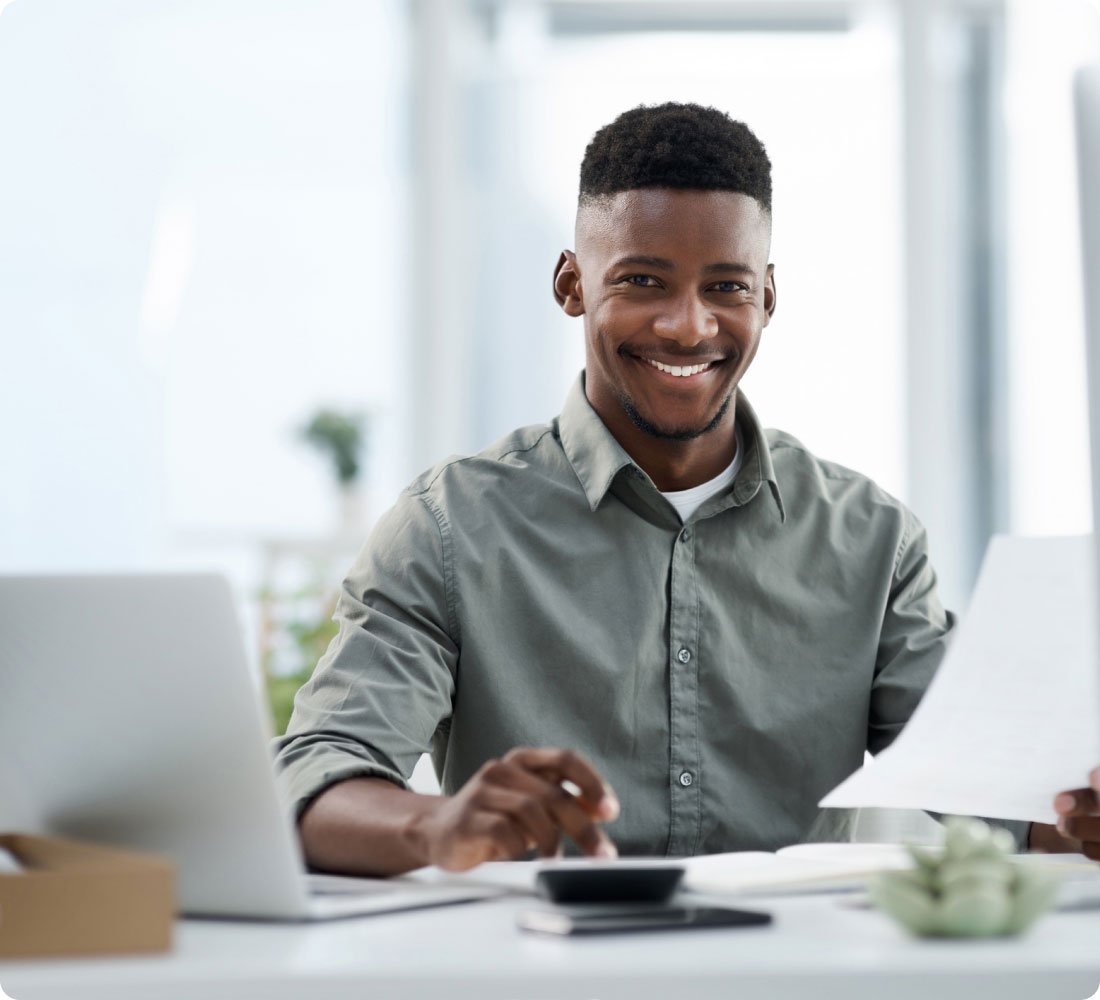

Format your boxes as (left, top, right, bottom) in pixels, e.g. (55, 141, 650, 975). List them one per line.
(868, 818, 1060, 938)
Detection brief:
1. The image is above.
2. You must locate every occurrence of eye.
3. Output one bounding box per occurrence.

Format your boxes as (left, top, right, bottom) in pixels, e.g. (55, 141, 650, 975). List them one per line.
(711, 280, 747, 294)
(623, 274, 660, 288)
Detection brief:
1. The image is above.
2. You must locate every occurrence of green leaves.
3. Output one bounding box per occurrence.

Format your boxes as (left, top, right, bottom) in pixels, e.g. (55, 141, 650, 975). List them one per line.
(301, 410, 366, 486)
(870, 818, 1060, 938)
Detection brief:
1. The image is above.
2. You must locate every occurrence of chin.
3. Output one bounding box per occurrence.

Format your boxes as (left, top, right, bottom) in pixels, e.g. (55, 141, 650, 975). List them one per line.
(622, 392, 734, 442)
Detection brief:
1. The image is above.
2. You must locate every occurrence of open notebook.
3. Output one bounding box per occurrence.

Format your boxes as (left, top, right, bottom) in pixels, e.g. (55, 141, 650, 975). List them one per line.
(453, 844, 1100, 909)
(680, 844, 1100, 900)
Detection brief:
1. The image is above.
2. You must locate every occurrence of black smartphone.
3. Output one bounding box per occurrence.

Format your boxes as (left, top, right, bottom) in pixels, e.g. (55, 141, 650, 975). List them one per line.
(517, 904, 772, 936)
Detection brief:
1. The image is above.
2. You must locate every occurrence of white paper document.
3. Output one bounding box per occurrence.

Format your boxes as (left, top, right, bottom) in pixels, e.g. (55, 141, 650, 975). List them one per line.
(821, 535, 1100, 825)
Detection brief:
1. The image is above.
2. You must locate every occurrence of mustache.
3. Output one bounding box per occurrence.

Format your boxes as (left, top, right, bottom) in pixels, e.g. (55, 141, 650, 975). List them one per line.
(617, 346, 734, 362)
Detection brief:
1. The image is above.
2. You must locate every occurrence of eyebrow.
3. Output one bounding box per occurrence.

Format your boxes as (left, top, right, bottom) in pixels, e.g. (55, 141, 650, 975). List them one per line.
(610, 255, 674, 271)
(609, 255, 758, 276)
(703, 262, 757, 276)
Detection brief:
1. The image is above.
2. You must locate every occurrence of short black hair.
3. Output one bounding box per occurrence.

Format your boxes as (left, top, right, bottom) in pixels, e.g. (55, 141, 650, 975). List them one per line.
(578, 102, 771, 213)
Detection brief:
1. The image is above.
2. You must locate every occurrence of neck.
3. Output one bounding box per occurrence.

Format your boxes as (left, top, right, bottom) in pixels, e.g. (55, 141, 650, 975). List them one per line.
(613, 415, 739, 493)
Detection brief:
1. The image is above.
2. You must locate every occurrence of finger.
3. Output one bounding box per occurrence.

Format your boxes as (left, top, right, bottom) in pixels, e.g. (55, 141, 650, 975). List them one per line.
(1054, 787, 1100, 817)
(506, 747, 620, 821)
(545, 786, 618, 859)
(475, 784, 561, 858)
(1056, 815, 1100, 845)
(1092, 767, 1100, 795)
(493, 765, 616, 859)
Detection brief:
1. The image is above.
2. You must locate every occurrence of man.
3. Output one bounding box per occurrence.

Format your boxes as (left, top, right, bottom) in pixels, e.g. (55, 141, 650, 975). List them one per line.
(274, 103, 1097, 874)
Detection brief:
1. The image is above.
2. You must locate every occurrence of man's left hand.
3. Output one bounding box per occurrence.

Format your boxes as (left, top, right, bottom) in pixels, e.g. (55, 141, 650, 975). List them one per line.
(1031, 767, 1100, 859)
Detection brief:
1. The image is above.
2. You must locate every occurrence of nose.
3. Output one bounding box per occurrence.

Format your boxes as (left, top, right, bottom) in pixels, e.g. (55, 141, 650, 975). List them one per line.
(652, 292, 718, 347)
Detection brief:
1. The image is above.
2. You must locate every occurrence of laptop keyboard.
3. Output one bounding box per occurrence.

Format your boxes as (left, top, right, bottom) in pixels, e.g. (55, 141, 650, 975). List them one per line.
(306, 873, 412, 896)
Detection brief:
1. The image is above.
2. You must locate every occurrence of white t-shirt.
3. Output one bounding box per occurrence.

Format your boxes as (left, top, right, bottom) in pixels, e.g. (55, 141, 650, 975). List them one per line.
(660, 425, 745, 523)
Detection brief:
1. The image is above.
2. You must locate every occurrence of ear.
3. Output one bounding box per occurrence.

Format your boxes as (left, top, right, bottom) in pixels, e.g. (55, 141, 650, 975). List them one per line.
(553, 251, 585, 317)
(762, 264, 777, 326)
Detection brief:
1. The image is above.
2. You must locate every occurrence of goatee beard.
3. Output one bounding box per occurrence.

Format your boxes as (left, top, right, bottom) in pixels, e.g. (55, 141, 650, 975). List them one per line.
(618, 390, 734, 441)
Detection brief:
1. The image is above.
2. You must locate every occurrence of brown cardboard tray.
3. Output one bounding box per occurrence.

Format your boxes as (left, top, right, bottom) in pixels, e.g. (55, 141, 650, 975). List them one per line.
(0, 832, 175, 958)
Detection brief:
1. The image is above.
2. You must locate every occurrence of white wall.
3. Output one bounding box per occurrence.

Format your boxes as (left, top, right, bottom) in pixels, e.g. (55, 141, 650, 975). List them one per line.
(0, 0, 409, 578)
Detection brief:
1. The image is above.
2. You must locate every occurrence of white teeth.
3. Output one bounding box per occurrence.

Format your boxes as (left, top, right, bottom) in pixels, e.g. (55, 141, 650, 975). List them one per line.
(645, 359, 714, 377)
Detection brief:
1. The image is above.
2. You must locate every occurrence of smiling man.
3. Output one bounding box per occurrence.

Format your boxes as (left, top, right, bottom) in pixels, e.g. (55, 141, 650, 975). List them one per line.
(557, 183, 773, 492)
(274, 103, 1095, 875)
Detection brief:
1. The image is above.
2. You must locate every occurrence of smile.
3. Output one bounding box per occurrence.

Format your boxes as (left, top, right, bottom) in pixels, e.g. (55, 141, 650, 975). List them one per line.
(643, 358, 718, 378)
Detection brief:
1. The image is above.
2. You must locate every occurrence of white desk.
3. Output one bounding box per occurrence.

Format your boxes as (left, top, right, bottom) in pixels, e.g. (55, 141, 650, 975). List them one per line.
(2, 892, 1098, 1000)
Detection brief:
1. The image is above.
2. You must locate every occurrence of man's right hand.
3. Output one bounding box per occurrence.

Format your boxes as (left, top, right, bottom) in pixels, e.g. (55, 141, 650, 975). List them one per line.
(298, 747, 620, 877)
(412, 747, 620, 871)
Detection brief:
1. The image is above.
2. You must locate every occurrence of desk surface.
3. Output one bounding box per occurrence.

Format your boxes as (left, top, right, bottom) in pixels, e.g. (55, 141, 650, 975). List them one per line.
(2, 891, 1099, 1000)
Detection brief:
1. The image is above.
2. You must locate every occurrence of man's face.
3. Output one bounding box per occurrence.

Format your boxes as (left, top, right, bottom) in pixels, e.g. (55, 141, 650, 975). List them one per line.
(556, 188, 775, 448)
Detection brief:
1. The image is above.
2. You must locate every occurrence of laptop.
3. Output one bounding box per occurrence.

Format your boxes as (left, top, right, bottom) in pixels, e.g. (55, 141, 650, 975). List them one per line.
(0, 573, 500, 920)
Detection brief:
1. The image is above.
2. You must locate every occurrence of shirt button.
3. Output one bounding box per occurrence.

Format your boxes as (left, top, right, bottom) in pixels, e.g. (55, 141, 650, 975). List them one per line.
(679, 771, 694, 787)
(677, 647, 692, 663)
(680, 528, 691, 542)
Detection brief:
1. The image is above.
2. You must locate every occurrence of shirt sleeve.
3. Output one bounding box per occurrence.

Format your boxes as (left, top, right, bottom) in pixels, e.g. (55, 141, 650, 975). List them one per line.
(868, 508, 953, 757)
(271, 488, 459, 820)
(869, 509, 1031, 850)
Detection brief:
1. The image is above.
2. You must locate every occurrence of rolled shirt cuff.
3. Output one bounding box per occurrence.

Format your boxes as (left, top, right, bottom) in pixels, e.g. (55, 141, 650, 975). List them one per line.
(272, 739, 410, 821)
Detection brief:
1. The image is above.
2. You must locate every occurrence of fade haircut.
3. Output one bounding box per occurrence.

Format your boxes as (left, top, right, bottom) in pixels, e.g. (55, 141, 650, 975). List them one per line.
(578, 102, 772, 214)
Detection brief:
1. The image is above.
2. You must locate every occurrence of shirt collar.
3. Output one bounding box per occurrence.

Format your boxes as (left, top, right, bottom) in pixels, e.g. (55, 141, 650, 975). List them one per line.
(558, 374, 636, 512)
(731, 392, 786, 522)
(558, 372, 785, 522)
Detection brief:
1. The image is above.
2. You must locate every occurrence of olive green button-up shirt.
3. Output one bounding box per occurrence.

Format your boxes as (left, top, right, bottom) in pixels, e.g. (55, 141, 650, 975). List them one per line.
(274, 375, 1026, 855)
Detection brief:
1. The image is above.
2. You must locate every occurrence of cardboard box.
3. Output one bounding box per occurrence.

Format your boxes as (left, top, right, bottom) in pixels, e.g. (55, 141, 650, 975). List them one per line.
(0, 833, 175, 958)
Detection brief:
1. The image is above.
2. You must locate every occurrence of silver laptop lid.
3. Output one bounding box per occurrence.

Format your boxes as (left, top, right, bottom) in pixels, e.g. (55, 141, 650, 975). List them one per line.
(0, 574, 310, 918)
